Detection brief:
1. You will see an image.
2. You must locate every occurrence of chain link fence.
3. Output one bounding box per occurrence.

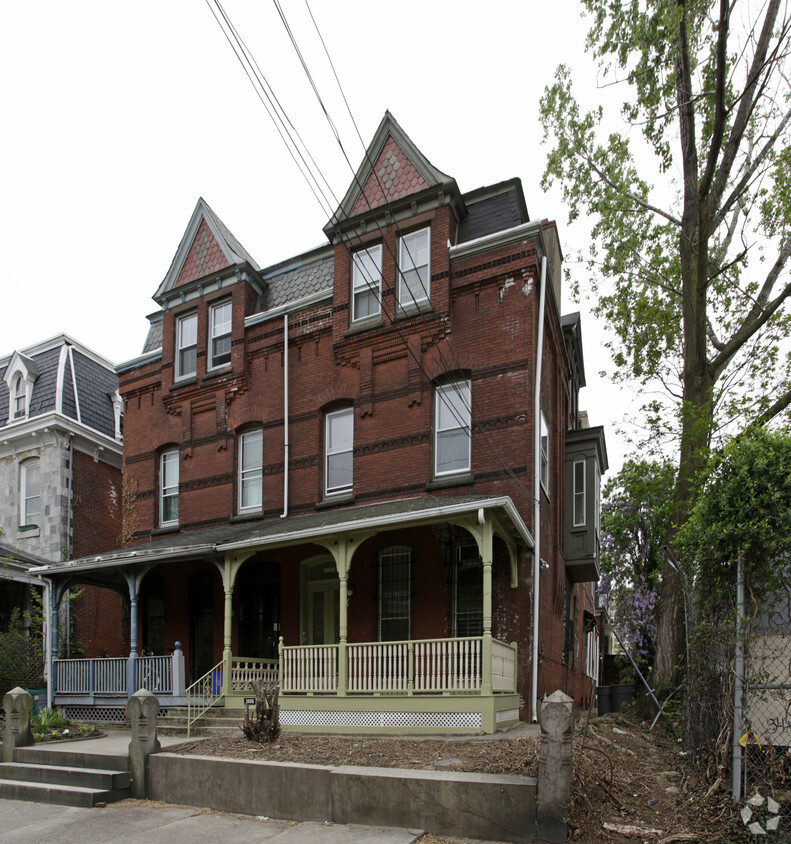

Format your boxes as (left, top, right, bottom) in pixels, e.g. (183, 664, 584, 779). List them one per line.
(735, 593, 791, 839)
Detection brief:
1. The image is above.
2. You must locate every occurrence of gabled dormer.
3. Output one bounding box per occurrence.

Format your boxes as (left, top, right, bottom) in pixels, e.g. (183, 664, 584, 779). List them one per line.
(3, 351, 38, 421)
(326, 112, 464, 342)
(153, 198, 266, 389)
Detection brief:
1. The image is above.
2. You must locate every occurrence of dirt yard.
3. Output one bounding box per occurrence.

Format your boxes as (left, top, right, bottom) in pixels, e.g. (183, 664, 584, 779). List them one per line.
(167, 709, 746, 842)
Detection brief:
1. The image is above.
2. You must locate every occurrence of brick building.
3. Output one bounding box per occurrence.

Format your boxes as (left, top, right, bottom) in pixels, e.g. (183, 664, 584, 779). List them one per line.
(42, 113, 607, 731)
(0, 334, 126, 665)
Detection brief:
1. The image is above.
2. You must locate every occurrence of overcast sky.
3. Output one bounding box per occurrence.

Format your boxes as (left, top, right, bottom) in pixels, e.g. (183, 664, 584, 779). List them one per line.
(1, 1, 635, 473)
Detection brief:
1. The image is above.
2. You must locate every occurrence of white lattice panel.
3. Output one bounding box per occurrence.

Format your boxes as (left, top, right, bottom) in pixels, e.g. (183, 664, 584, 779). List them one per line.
(63, 706, 127, 723)
(280, 710, 482, 728)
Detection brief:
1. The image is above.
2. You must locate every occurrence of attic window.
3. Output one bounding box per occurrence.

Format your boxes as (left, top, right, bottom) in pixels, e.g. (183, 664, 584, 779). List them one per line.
(13, 375, 26, 419)
(209, 300, 232, 368)
(176, 313, 198, 379)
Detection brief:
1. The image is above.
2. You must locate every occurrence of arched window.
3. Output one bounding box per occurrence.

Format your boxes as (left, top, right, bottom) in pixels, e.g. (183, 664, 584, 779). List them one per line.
(238, 427, 263, 512)
(159, 448, 179, 526)
(13, 375, 26, 419)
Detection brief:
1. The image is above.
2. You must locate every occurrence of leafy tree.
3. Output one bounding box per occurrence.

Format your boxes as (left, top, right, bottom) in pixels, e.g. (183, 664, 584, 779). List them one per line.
(599, 458, 675, 672)
(540, 0, 791, 685)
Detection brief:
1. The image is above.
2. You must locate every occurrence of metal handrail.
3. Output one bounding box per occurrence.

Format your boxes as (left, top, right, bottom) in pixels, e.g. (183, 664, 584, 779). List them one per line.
(186, 659, 224, 736)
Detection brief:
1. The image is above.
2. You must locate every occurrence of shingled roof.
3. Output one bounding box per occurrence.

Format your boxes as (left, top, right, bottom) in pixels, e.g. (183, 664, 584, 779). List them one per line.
(0, 335, 120, 440)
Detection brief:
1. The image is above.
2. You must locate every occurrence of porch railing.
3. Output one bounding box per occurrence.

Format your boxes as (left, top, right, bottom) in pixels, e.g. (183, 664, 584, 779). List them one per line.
(53, 646, 185, 699)
(186, 659, 224, 736)
(281, 636, 517, 695)
(231, 657, 279, 691)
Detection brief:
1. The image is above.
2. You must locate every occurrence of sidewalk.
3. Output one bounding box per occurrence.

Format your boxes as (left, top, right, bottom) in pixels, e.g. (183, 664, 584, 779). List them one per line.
(0, 797, 424, 843)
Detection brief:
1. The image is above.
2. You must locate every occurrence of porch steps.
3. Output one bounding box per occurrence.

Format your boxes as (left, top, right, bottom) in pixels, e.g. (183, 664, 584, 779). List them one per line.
(158, 706, 247, 737)
(0, 746, 131, 807)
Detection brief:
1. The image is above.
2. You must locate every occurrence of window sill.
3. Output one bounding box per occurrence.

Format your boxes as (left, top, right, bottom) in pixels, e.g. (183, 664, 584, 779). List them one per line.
(346, 316, 383, 336)
(170, 376, 197, 391)
(396, 300, 432, 320)
(151, 524, 180, 537)
(202, 364, 232, 383)
(315, 493, 355, 510)
(426, 473, 473, 491)
(230, 510, 264, 524)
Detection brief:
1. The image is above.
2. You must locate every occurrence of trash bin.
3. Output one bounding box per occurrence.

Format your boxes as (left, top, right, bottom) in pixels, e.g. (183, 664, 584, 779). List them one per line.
(26, 688, 48, 715)
(611, 683, 634, 712)
(211, 670, 223, 695)
(596, 685, 611, 716)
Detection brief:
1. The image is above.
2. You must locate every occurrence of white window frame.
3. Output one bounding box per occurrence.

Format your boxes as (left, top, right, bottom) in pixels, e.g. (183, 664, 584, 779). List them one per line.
(351, 244, 382, 322)
(398, 226, 430, 307)
(239, 428, 263, 512)
(434, 380, 471, 477)
(325, 407, 353, 496)
(160, 449, 179, 526)
(13, 375, 26, 419)
(209, 300, 232, 369)
(573, 459, 586, 527)
(176, 313, 198, 379)
(20, 459, 40, 526)
(539, 411, 549, 493)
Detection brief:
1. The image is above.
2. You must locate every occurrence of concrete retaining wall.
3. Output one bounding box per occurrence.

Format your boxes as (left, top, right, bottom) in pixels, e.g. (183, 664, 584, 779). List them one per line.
(147, 753, 537, 843)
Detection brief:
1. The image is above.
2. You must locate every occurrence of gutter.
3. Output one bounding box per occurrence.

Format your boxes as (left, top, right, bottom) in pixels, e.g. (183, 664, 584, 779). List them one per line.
(532, 256, 547, 723)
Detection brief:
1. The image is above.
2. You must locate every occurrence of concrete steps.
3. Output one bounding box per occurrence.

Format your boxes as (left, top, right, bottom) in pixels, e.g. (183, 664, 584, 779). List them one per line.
(0, 746, 131, 807)
(158, 706, 247, 737)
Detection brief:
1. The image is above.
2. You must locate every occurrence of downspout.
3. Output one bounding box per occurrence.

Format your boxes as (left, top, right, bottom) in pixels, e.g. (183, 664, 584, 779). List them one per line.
(532, 256, 547, 723)
(281, 312, 289, 518)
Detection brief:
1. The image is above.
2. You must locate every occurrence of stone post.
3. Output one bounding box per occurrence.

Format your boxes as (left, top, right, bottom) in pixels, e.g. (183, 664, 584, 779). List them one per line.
(2, 687, 34, 763)
(538, 689, 574, 843)
(127, 688, 161, 799)
(171, 641, 185, 697)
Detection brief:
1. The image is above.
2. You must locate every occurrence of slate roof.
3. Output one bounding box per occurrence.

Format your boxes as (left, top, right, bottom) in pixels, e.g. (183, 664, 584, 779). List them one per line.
(0, 337, 119, 440)
(457, 181, 528, 244)
(263, 247, 335, 310)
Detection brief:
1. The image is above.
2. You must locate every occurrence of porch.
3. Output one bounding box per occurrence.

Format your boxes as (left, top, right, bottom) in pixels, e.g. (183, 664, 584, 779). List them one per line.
(42, 495, 532, 733)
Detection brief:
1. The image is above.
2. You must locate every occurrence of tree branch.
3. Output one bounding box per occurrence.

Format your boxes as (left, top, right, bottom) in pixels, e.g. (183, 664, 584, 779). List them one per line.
(699, 0, 731, 197)
(754, 385, 791, 426)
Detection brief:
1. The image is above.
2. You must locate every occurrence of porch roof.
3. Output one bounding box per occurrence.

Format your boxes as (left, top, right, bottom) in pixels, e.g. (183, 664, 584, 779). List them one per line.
(35, 495, 533, 580)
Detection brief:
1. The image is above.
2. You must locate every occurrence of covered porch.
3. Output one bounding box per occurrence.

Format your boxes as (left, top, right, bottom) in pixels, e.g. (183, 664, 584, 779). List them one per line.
(42, 495, 532, 733)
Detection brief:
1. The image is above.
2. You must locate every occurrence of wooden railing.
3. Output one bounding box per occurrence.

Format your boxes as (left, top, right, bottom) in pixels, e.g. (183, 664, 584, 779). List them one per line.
(281, 636, 517, 695)
(281, 644, 338, 693)
(231, 657, 279, 691)
(136, 655, 173, 694)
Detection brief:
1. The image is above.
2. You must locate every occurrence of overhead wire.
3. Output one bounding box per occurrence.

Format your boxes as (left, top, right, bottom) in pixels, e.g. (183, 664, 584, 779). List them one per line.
(205, 0, 539, 500)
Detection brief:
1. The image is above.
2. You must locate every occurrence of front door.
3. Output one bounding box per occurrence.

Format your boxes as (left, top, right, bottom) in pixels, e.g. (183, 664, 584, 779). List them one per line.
(189, 570, 215, 681)
(302, 557, 339, 645)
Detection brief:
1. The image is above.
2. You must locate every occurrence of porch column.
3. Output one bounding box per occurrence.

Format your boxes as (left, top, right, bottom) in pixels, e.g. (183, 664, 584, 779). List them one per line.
(124, 571, 144, 698)
(49, 586, 59, 702)
(221, 552, 252, 697)
(481, 520, 494, 697)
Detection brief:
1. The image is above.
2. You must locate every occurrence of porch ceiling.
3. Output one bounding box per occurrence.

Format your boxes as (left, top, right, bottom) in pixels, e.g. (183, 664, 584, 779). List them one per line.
(33, 495, 533, 581)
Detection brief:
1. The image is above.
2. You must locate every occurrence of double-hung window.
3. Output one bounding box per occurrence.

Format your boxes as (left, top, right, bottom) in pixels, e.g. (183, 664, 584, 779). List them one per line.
(160, 449, 179, 526)
(325, 407, 353, 496)
(539, 411, 550, 493)
(13, 376, 26, 419)
(239, 428, 263, 511)
(351, 244, 382, 322)
(209, 301, 232, 368)
(434, 380, 471, 477)
(398, 227, 430, 307)
(378, 546, 411, 641)
(20, 460, 40, 526)
(176, 313, 198, 379)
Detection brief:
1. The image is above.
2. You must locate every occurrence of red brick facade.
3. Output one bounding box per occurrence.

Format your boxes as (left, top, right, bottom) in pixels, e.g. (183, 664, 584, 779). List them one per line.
(113, 116, 604, 716)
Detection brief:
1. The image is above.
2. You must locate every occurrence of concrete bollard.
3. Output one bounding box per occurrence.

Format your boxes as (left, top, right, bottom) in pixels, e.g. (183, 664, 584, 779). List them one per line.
(127, 688, 161, 798)
(538, 690, 574, 842)
(2, 687, 35, 763)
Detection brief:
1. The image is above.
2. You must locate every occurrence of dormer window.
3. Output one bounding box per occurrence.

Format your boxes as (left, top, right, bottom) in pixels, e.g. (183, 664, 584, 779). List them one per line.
(209, 300, 232, 368)
(352, 244, 382, 322)
(398, 227, 430, 307)
(176, 313, 198, 379)
(13, 375, 26, 419)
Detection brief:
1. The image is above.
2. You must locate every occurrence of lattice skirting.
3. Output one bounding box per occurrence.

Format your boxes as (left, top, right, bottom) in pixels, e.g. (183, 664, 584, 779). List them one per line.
(63, 706, 170, 723)
(280, 710, 482, 729)
(496, 708, 519, 723)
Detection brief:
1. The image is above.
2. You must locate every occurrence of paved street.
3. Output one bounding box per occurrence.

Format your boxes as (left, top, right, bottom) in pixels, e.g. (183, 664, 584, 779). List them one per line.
(0, 797, 424, 843)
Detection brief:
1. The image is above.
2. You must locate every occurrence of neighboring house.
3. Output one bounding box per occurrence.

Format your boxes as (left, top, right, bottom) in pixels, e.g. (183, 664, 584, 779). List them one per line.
(41, 113, 607, 732)
(0, 335, 126, 666)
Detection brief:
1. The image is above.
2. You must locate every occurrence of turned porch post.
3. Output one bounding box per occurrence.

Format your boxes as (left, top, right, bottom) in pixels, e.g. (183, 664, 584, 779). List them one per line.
(221, 552, 251, 696)
(481, 519, 494, 697)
